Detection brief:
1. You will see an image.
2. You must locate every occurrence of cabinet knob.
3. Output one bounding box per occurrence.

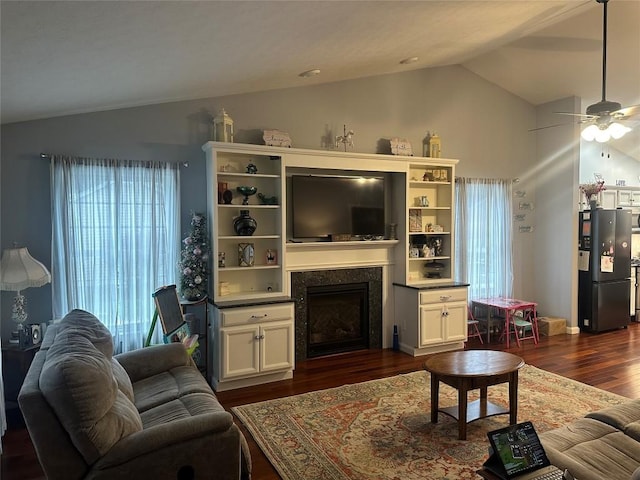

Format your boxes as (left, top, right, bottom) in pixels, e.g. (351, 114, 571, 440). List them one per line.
(250, 314, 268, 319)
(439, 295, 451, 302)
(254, 334, 265, 340)
(442, 310, 449, 317)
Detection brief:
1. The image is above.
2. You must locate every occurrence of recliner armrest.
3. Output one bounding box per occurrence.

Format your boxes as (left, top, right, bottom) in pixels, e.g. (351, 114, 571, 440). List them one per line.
(115, 343, 191, 382)
(90, 412, 241, 478)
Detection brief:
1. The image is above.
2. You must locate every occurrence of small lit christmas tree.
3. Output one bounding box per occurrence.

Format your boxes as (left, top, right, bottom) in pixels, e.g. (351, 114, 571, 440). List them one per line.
(179, 213, 209, 300)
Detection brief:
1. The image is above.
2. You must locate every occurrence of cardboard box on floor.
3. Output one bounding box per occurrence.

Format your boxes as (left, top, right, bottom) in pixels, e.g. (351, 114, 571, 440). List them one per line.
(538, 316, 566, 336)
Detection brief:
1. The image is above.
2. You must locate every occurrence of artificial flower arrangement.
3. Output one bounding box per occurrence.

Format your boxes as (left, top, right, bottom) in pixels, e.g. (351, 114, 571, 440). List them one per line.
(579, 180, 606, 203)
(179, 212, 209, 301)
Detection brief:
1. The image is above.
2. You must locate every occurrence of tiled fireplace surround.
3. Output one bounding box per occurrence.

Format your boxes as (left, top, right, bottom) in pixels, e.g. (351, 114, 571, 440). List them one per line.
(291, 267, 383, 362)
(286, 241, 396, 361)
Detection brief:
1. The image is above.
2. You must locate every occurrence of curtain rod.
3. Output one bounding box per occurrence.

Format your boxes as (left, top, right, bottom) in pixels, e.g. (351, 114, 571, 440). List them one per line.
(39, 153, 188, 167)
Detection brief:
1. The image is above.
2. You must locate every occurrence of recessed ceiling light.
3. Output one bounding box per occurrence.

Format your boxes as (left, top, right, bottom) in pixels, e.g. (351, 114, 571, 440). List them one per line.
(299, 69, 321, 78)
(400, 57, 419, 65)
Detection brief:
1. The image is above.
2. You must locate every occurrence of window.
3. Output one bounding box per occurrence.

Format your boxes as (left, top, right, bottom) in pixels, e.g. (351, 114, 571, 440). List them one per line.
(51, 156, 180, 352)
(454, 178, 513, 301)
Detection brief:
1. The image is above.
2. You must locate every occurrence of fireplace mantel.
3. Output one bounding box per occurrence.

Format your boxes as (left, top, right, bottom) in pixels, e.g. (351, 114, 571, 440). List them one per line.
(286, 240, 398, 272)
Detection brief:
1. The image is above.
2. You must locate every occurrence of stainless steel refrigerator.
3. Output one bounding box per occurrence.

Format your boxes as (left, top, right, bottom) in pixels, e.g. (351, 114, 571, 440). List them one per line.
(578, 208, 632, 332)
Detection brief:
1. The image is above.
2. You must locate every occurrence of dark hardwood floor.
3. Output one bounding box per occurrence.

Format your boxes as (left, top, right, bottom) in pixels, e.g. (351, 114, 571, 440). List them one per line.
(3, 322, 640, 479)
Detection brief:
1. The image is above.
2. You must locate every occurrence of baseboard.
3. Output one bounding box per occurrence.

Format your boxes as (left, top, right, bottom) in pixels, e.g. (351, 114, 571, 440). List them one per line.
(213, 370, 294, 392)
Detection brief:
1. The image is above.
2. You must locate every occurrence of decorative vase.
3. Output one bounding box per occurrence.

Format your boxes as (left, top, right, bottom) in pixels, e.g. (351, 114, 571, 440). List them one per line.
(388, 223, 397, 240)
(589, 199, 598, 210)
(233, 210, 257, 236)
(236, 186, 257, 205)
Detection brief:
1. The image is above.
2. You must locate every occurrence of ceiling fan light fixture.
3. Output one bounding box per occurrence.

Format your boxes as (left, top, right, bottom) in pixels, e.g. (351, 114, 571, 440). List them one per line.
(581, 124, 599, 141)
(594, 128, 610, 143)
(581, 122, 631, 142)
(608, 122, 631, 139)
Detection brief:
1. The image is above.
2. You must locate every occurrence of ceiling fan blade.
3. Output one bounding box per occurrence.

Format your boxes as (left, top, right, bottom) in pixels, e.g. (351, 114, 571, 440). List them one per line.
(528, 123, 572, 132)
(553, 111, 595, 118)
(613, 104, 640, 118)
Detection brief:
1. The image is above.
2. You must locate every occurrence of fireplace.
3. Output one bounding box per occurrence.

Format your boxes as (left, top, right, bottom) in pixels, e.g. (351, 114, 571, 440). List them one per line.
(307, 282, 369, 358)
(291, 267, 382, 361)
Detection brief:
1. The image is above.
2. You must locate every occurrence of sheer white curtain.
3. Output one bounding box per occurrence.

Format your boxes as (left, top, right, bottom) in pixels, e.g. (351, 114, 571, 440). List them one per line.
(51, 156, 180, 353)
(454, 177, 513, 301)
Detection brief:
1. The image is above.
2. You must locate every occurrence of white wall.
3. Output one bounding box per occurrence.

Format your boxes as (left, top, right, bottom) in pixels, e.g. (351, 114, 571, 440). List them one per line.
(534, 97, 581, 327)
(0, 64, 539, 338)
(580, 142, 640, 187)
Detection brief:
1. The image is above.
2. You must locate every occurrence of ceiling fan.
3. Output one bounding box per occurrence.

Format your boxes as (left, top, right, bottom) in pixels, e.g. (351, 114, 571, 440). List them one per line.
(554, 0, 639, 142)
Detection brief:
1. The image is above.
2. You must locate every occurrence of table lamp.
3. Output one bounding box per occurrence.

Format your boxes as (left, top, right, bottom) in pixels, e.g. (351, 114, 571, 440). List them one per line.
(0, 247, 51, 342)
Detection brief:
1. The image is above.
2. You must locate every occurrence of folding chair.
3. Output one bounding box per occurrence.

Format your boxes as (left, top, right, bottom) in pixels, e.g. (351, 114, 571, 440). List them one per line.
(508, 307, 539, 347)
(466, 305, 484, 344)
(145, 284, 199, 356)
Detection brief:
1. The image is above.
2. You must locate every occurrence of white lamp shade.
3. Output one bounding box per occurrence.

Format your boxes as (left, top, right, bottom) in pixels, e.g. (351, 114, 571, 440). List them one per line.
(0, 247, 51, 291)
(582, 122, 632, 142)
(609, 122, 631, 139)
(581, 125, 599, 141)
(595, 128, 611, 143)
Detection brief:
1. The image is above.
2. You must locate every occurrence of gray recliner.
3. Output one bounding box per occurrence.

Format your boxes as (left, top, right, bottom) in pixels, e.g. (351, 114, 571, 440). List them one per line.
(19, 309, 251, 479)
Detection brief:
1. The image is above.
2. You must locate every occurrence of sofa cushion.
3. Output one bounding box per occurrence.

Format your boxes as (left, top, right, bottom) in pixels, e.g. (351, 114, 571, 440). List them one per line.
(40, 330, 142, 464)
(57, 309, 115, 358)
(112, 358, 135, 403)
(541, 417, 640, 480)
(139, 392, 226, 428)
(586, 399, 640, 441)
(132, 365, 214, 413)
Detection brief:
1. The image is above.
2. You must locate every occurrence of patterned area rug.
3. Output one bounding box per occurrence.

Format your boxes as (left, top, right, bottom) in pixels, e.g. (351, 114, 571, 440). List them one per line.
(233, 365, 629, 480)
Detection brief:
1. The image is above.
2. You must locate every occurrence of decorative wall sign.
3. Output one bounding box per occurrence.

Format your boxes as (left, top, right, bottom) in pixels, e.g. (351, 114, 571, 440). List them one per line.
(519, 201, 534, 211)
(263, 130, 292, 147)
(390, 137, 413, 156)
(519, 225, 534, 233)
(514, 190, 526, 198)
(514, 214, 527, 222)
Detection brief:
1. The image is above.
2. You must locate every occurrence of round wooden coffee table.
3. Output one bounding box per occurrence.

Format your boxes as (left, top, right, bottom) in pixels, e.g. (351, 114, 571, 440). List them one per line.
(424, 350, 525, 440)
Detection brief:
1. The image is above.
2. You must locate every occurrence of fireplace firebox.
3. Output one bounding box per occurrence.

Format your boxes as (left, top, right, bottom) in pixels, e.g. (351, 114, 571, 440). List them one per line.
(307, 282, 369, 358)
(291, 267, 382, 361)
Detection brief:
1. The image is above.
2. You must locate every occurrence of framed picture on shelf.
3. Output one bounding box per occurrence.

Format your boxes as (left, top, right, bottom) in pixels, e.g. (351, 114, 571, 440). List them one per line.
(409, 209, 422, 232)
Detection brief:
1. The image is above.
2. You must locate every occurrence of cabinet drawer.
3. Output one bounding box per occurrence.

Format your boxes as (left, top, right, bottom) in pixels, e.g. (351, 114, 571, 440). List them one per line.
(221, 303, 293, 327)
(420, 288, 467, 305)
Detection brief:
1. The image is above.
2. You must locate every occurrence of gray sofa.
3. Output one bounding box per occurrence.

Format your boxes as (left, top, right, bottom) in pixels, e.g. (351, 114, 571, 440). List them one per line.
(541, 400, 640, 480)
(18, 309, 251, 479)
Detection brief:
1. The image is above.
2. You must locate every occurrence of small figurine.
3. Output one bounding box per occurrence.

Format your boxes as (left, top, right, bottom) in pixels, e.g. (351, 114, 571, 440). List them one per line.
(246, 163, 258, 174)
(335, 125, 355, 151)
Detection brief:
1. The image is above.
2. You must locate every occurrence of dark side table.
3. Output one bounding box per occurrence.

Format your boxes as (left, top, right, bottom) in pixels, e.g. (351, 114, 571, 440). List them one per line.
(424, 350, 525, 440)
(2, 343, 40, 428)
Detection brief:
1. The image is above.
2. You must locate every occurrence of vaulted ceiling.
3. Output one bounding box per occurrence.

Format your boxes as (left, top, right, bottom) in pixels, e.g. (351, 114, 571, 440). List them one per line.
(1, 1, 638, 158)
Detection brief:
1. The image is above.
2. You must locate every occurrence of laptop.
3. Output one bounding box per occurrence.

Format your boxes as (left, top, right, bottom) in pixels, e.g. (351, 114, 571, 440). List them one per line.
(483, 421, 565, 480)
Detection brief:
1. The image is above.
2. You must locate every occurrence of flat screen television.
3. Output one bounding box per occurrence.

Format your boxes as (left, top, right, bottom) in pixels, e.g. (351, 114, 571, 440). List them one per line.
(291, 174, 385, 239)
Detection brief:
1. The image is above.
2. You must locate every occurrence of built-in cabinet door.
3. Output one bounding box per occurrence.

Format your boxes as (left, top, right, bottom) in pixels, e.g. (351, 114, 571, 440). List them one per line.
(600, 190, 617, 209)
(221, 326, 260, 379)
(444, 302, 468, 342)
(419, 301, 467, 346)
(618, 191, 640, 210)
(260, 321, 294, 372)
(419, 304, 446, 345)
